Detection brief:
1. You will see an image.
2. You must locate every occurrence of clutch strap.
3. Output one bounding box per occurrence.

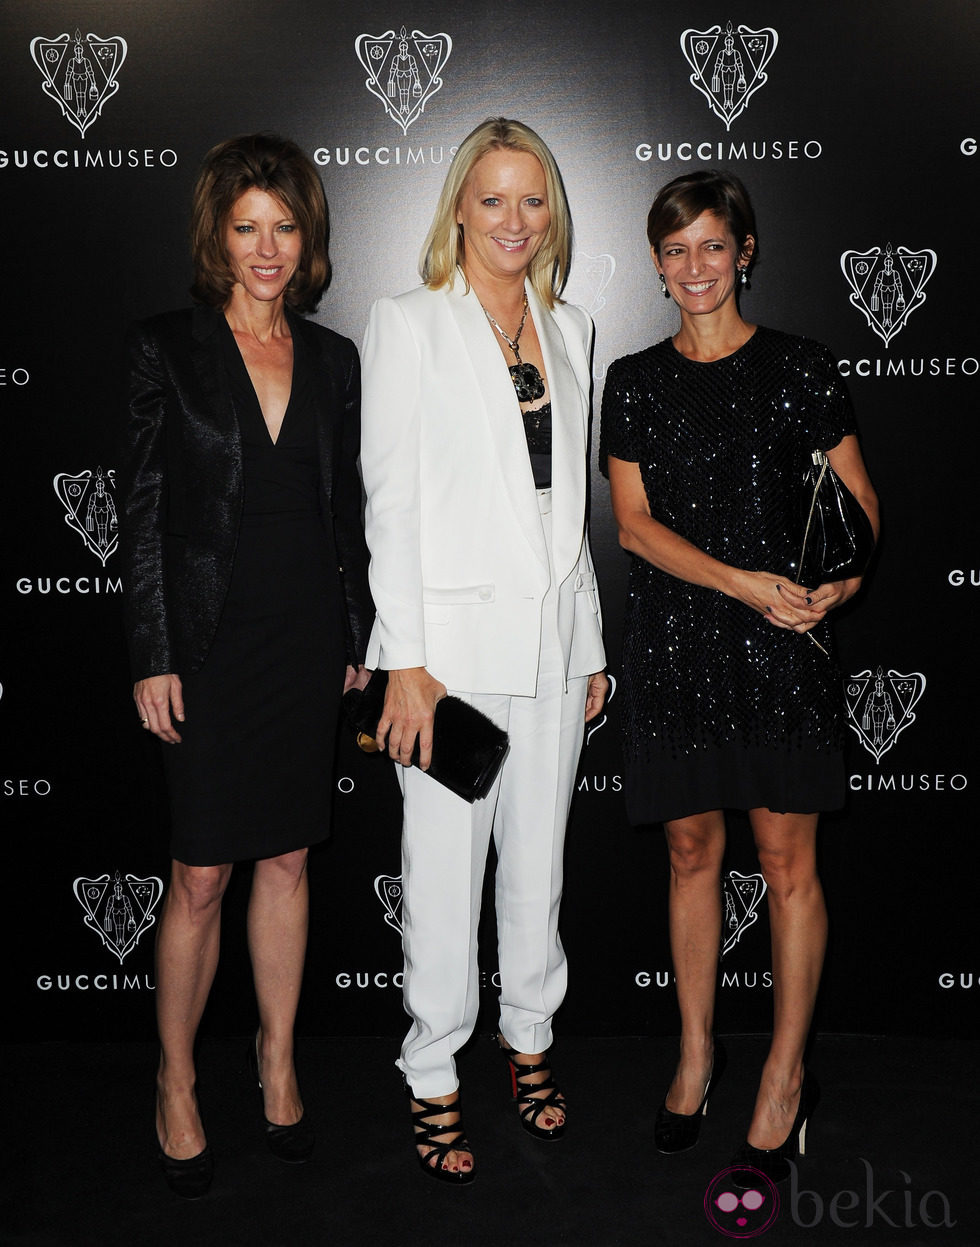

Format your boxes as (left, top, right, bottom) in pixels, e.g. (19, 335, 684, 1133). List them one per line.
(797, 448, 829, 575)
(797, 449, 830, 656)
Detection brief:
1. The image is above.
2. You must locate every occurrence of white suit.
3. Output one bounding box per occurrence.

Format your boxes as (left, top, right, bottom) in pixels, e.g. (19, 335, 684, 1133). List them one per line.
(361, 279, 605, 1097)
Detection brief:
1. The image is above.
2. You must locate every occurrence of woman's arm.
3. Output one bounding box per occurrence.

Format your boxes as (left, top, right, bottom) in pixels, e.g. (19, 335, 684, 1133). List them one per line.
(360, 297, 444, 768)
(120, 322, 185, 738)
(607, 454, 826, 634)
(360, 297, 428, 670)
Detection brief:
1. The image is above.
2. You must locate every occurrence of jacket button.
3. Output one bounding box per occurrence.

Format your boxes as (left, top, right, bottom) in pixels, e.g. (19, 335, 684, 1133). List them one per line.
(479, 588, 491, 601)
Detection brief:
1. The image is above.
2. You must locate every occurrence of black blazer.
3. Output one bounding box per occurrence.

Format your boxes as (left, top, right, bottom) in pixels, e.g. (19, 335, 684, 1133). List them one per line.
(120, 304, 372, 681)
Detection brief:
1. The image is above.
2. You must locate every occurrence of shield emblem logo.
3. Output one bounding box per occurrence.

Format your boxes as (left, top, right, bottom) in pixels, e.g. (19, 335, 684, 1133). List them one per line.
(722, 871, 767, 956)
(845, 667, 926, 762)
(680, 21, 778, 130)
(53, 467, 118, 565)
(30, 30, 127, 137)
(355, 26, 452, 134)
(374, 874, 404, 934)
(566, 253, 617, 319)
(841, 244, 937, 347)
(565, 253, 617, 379)
(73, 871, 163, 964)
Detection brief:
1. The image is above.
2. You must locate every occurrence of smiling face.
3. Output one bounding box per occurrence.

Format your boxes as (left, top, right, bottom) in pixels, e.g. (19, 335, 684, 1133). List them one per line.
(655, 209, 753, 318)
(455, 148, 551, 287)
(223, 187, 302, 307)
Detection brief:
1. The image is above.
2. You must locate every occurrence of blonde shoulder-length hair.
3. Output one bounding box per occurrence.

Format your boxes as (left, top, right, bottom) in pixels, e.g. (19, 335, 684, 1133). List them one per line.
(420, 118, 573, 308)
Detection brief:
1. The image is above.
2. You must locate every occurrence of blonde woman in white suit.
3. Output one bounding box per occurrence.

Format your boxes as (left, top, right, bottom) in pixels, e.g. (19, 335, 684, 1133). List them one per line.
(360, 118, 607, 1184)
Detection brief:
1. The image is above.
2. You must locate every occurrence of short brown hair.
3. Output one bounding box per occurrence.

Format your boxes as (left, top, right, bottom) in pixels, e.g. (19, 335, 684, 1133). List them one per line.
(190, 133, 329, 312)
(646, 169, 758, 273)
(420, 118, 573, 308)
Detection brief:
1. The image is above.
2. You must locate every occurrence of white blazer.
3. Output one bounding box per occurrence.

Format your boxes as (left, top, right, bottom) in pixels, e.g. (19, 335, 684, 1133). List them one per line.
(360, 280, 605, 696)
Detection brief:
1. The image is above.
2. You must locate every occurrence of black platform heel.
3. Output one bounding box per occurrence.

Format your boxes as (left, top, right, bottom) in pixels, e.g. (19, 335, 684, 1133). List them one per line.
(655, 1044, 724, 1155)
(730, 1071, 819, 1186)
(496, 1034, 567, 1141)
(406, 1083, 475, 1185)
(247, 1036, 315, 1164)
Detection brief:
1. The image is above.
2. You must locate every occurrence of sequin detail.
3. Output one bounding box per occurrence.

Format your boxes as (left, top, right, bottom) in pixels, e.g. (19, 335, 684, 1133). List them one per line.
(600, 327, 858, 823)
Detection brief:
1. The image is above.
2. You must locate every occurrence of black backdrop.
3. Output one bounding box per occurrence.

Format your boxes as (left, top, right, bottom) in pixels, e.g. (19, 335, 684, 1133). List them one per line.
(2, 0, 977, 1044)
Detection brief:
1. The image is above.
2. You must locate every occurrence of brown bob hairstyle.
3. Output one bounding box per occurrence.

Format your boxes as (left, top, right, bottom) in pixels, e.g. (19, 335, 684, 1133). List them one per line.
(190, 133, 329, 313)
(646, 169, 758, 275)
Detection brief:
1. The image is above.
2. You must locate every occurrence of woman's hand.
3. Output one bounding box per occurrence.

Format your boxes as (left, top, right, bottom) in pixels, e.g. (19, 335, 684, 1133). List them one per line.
(344, 664, 371, 693)
(376, 667, 447, 771)
(585, 671, 609, 723)
(731, 570, 831, 634)
(134, 674, 184, 743)
(806, 576, 864, 613)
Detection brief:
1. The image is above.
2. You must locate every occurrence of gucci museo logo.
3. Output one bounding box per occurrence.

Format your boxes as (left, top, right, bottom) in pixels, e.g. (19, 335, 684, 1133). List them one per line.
(355, 25, 452, 135)
(30, 29, 127, 137)
(53, 467, 117, 565)
(845, 667, 926, 763)
(564, 253, 616, 380)
(73, 871, 163, 964)
(723, 871, 767, 956)
(840, 244, 937, 347)
(375, 874, 403, 934)
(565, 252, 616, 319)
(680, 20, 778, 130)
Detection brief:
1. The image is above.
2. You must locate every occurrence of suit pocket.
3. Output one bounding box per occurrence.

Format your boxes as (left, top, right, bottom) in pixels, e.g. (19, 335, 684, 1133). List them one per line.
(423, 583, 496, 626)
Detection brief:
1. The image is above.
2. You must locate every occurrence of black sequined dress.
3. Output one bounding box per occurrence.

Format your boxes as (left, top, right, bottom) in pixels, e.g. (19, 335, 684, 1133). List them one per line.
(600, 327, 857, 824)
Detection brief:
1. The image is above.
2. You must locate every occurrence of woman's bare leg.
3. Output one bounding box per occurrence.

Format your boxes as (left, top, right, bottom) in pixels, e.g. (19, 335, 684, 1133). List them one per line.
(663, 811, 726, 1112)
(155, 860, 233, 1158)
(746, 808, 825, 1148)
(247, 848, 309, 1126)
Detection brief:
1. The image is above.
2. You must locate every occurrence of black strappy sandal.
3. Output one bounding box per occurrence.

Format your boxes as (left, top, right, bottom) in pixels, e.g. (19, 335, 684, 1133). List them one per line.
(496, 1035, 567, 1141)
(406, 1084, 475, 1185)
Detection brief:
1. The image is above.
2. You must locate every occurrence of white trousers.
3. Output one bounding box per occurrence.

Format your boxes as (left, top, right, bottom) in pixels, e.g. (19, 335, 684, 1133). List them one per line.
(395, 492, 589, 1098)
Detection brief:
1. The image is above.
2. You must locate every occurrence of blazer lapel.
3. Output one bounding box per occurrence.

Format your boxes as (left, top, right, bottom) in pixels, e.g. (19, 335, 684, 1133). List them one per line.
(527, 287, 587, 580)
(190, 305, 241, 443)
(290, 312, 340, 505)
(445, 284, 548, 568)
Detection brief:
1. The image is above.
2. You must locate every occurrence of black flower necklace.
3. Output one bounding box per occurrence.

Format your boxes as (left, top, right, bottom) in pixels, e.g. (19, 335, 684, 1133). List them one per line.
(482, 292, 546, 403)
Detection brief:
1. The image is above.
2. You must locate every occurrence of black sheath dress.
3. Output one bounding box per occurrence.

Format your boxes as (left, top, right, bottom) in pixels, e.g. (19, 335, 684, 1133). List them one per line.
(164, 325, 347, 865)
(600, 327, 857, 825)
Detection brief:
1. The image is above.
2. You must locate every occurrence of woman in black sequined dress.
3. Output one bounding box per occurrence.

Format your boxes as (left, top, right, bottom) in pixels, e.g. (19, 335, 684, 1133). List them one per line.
(601, 171, 877, 1181)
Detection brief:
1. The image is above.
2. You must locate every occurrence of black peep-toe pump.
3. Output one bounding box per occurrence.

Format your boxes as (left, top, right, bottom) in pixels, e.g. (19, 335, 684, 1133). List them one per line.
(247, 1036, 315, 1164)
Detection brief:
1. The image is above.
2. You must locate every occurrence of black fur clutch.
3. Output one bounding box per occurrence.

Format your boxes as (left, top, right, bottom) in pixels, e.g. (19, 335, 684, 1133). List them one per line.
(343, 671, 509, 803)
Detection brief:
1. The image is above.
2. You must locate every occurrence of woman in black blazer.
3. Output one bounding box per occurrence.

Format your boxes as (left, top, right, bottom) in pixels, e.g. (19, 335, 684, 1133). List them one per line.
(120, 134, 370, 1197)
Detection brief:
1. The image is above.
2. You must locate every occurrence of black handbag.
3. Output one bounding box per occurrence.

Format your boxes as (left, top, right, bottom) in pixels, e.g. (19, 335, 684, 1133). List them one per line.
(343, 670, 509, 803)
(788, 449, 875, 589)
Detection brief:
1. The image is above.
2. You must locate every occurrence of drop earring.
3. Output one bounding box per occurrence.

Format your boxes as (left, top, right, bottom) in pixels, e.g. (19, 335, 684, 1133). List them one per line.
(659, 272, 669, 298)
(738, 267, 747, 286)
